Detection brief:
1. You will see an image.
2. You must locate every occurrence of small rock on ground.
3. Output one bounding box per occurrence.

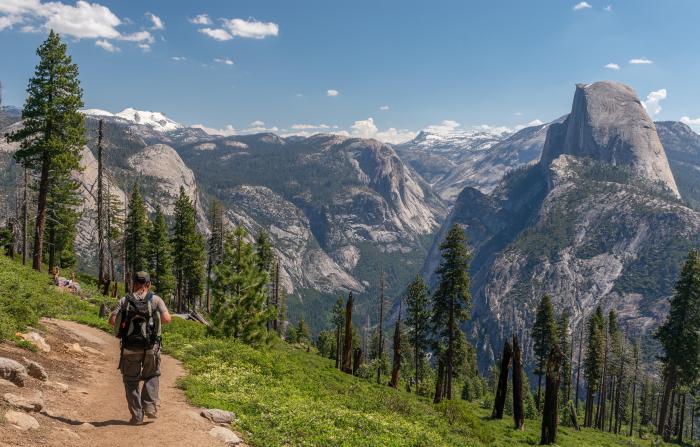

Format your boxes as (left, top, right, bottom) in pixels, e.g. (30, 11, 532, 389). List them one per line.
(3, 392, 43, 412)
(201, 408, 236, 424)
(0, 357, 28, 387)
(4, 410, 40, 431)
(22, 358, 48, 381)
(18, 332, 50, 353)
(64, 343, 83, 354)
(209, 426, 242, 445)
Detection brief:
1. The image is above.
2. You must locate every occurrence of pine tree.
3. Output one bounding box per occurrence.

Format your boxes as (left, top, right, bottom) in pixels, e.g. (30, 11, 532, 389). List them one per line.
(389, 308, 402, 389)
(171, 187, 205, 311)
(210, 226, 269, 345)
(206, 199, 225, 312)
(147, 206, 174, 300)
(405, 275, 430, 393)
(558, 311, 572, 405)
(342, 292, 354, 374)
(8, 31, 85, 271)
(331, 297, 345, 369)
(44, 164, 80, 270)
(255, 229, 275, 328)
(377, 269, 386, 385)
(584, 306, 605, 427)
(296, 317, 310, 344)
(655, 249, 700, 440)
(431, 225, 472, 400)
(124, 184, 150, 290)
(532, 294, 558, 411)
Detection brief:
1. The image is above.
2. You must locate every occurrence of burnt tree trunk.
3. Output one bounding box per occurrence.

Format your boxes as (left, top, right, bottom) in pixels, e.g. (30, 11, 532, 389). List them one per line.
(657, 365, 677, 440)
(540, 346, 562, 445)
(492, 340, 513, 419)
(433, 358, 445, 404)
(341, 292, 354, 374)
(353, 348, 362, 375)
(512, 334, 525, 430)
(569, 402, 581, 431)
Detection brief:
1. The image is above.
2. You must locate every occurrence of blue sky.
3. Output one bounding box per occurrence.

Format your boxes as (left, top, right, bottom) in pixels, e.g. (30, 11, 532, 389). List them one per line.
(2, 0, 700, 142)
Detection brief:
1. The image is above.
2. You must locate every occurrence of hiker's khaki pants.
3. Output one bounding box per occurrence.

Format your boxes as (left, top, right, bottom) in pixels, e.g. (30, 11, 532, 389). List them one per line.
(120, 346, 161, 422)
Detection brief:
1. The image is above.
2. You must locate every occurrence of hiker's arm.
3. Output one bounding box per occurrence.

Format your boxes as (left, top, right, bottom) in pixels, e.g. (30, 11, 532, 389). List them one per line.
(161, 308, 172, 324)
(108, 298, 124, 326)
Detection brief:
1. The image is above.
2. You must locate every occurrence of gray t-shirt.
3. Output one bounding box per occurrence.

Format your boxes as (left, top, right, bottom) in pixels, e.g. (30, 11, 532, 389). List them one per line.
(111, 293, 168, 318)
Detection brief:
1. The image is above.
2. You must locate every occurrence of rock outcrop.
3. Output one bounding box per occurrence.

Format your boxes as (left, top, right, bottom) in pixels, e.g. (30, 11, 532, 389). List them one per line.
(541, 81, 679, 196)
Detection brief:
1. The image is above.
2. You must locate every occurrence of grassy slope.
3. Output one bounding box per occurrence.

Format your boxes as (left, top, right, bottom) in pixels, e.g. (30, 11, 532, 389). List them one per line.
(0, 255, 668, 446)
(164, 320, 665, 447)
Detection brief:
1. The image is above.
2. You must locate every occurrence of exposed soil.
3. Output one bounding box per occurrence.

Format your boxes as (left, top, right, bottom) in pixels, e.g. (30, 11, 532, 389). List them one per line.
(0, 318, 245, 446)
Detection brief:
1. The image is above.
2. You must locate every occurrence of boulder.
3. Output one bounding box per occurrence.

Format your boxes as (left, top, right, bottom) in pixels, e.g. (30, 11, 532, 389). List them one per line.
(209, 427, 242, 445)
(201, 408, 236, 424)
(3, 392, 43, 412)
(18, 332, 50, 353)
(64, 343, 83, 354)
(0, 358, 28, 387)
(4, 410, 39, 431)
(22, 358, 48, 381)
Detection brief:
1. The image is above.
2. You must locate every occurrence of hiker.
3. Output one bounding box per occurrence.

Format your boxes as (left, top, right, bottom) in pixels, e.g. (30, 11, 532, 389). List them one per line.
(109, 271, 172, 425)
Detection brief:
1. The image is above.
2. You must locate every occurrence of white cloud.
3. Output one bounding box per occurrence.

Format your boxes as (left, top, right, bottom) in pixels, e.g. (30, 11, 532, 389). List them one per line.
(605, 62, 620, 70)
(380, 105, 390, 111)
(138, 43, 150, 52)
(514, 112, 524, 116)
(573, 2, 592, 11)
(604, 4, 612, 11)
(630, 58, 653, 65)
(191, 123, 236, 136)
(198, 27, 232, 41)
(171, 56, 186, 61)
(95, 39, 119, 52)
(189, 14, 211, 25)
(291, 124, 330, 130)
(146, 12, 163, 30)
(295, 93, 303, 98)
(478, 124, 513, 134)
(214, 57, 234, 65)
(0, 0, 158, 48)
(680, 117, 700, 127)
(350, 117, 416, 144)
(424, 120, 461, 135)
(641, 88, 667, 116)
(243, 120, 278, 133)
(222, 18, 278, 39)
(326, 89, 339, 97)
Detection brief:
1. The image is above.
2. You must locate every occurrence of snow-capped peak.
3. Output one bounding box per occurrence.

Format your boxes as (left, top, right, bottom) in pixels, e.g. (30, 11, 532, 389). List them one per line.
(80, 108, 114, 117)
(115, 108, 183, 132)
(81, 107, 183, 133)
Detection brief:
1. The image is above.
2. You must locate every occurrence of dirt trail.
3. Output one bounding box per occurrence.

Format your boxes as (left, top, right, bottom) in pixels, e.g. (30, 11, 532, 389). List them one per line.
(0, 318, 245, 446)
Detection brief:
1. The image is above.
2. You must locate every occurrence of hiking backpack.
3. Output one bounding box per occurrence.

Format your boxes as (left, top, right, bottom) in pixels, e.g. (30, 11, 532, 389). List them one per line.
(115, 292, 162, 349)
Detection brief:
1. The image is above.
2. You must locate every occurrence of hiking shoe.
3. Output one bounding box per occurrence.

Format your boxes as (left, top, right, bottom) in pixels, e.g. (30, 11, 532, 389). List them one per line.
(129, 417, 144, 425)
(145, 410, 158, 419)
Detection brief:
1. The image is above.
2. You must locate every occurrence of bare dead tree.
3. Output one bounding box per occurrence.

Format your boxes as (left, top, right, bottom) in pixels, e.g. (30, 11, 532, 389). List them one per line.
(492, 339, 513, 419)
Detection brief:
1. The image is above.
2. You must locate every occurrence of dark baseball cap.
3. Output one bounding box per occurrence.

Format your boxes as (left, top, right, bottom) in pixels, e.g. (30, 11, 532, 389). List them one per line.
(134, 271, 151, 284)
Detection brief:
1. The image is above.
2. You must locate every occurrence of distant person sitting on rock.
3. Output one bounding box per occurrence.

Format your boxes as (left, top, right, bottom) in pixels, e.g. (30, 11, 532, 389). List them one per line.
(52, 267, 70, 288)
(109, 271, 172, 425)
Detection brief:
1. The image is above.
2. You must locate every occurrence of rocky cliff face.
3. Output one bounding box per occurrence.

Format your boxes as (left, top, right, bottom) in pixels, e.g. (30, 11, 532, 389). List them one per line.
(0, 110, 445, 331)
(542, 82, 679, 196)
(425, 82, 700, 369)
(397, 121, 557, 203)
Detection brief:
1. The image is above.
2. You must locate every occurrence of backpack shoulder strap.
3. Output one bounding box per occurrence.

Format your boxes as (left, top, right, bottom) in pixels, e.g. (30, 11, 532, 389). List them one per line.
(146, 292, 154, 316)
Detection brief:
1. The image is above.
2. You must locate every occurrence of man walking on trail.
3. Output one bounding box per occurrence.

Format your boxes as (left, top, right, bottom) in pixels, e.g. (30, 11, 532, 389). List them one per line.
(109, 271, 172, 425)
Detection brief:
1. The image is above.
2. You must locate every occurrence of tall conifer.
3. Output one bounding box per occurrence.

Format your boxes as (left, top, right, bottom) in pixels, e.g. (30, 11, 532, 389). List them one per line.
(9, 31, 85, 271)
(148, 206, 174, 300)
(532, 294, 558, 410)
(405, 275, 430, 393)
(431, 224, 471, 400)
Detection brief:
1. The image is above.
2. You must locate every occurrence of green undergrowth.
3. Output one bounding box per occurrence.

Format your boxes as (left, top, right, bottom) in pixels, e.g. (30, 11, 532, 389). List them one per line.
(164, 319, 667, 447)
(0, 255, 111, 341)
(0, 255, 671, 446)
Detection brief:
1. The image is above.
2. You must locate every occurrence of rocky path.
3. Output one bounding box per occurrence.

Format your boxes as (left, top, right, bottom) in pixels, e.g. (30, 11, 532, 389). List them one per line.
(0, 318, 246, 446)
